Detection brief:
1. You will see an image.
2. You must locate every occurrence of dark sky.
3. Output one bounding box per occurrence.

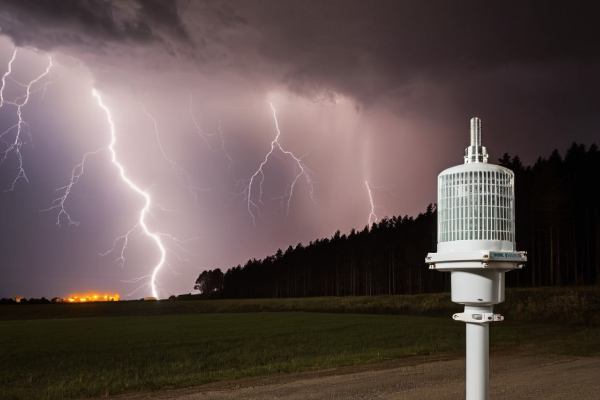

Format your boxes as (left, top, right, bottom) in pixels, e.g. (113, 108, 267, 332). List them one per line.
(0, 1, 598, 299)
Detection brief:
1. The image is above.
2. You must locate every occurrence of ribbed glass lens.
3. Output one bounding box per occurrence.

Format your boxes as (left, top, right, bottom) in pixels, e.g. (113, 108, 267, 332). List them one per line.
(438, 169, 514, 243)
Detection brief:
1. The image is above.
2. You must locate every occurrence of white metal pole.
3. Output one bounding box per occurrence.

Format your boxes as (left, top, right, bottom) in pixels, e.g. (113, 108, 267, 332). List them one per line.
(465, 305, 492, 400)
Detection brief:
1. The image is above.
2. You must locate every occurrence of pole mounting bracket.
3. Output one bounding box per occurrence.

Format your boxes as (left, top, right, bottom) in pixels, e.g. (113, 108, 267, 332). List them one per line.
(452, 312, 504, 323)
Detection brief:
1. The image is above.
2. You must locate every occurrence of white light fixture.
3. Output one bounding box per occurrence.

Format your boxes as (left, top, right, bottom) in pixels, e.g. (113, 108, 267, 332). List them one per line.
(426, 117, 526, 400)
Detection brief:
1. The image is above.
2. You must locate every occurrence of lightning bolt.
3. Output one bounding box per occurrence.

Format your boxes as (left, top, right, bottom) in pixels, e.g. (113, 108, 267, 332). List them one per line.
(0, 50, 17, 107)
(365, 180, 378, 226)
(0, 48, 82, 227)
(240, 102, 315, 224)
(0, 49, 53, 190)
(92, 88, 166, 299)
(41, 88, 199, 297)
(41, 149, 104, 226)
(365, 181, 398, 228)
(139, 102, 207, 204)
(189, 95, 233, 166)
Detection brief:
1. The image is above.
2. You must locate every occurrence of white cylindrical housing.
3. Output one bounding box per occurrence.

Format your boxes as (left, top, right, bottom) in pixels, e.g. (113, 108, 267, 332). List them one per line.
(451, 270, 505, 305)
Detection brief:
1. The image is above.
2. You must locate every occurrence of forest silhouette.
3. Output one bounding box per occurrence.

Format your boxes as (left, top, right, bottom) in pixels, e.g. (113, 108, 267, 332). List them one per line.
(195, 142, 600, 299)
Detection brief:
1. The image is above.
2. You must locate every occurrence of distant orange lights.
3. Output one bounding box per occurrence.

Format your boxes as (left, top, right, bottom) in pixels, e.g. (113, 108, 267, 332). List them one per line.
(61, 294, 120, 303)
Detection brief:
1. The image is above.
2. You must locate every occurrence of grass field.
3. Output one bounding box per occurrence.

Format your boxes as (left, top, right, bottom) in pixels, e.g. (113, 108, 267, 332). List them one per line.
(1, 288, 599, 399)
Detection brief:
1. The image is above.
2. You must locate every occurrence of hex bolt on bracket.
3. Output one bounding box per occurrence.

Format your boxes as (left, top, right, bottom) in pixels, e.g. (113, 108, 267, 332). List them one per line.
(452, 312, 504, 323)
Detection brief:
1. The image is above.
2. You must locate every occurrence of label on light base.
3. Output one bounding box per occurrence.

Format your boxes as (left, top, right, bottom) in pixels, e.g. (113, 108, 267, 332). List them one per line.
(488, 252, 527, 261)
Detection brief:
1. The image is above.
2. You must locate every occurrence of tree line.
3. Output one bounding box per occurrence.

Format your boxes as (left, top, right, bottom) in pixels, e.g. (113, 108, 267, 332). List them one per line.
(0, 297, 51, 304)
(195, 142, 599, 298)
(500, 142, 600, 287)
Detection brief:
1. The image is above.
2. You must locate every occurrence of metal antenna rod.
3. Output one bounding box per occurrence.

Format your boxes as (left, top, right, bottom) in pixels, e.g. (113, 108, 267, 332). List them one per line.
(470, 117, 481, 146)
(464, 117, 488, 164)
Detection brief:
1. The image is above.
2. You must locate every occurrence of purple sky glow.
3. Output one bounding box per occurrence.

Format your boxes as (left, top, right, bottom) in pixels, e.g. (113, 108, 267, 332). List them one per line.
(0, 1, 598, 299)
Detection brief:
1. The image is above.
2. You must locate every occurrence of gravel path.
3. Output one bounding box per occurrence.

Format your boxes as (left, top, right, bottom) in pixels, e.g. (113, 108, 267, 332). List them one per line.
(110, 352, 600, 400)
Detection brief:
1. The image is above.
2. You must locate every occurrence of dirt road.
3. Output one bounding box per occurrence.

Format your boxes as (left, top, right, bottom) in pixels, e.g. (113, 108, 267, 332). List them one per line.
(112, 352, 600, 399)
